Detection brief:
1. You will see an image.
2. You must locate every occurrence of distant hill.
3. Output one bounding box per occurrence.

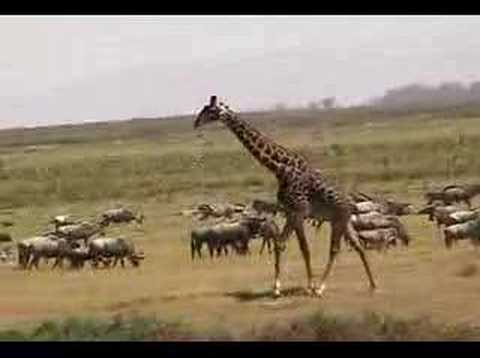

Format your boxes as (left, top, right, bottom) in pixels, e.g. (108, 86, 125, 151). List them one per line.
(371, 81, 480, 111)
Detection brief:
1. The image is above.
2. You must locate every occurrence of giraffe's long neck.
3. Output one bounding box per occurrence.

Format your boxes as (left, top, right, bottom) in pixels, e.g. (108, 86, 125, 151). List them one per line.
(220, 110, 309, 179)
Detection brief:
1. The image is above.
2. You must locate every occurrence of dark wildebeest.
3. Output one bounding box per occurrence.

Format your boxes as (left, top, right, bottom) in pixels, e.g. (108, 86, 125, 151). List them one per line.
(425, 184, 480, 208)
(99, 208, 144, 227)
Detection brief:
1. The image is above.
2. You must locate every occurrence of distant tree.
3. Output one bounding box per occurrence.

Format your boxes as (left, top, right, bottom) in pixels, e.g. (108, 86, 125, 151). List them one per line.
(321, 97, 336, 110)
(307, 101, 320, 111)
(274, 102, 287, 112)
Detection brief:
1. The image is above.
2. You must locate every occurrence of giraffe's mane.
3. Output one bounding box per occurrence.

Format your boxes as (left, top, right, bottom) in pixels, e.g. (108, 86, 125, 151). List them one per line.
(221, 107, 309, 164)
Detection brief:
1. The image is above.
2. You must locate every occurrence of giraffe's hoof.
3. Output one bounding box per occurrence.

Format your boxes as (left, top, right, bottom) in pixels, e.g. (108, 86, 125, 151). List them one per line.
(272, 289, 282, 299)
(304, 286, 324, 298)
(368, 285, 378, 295)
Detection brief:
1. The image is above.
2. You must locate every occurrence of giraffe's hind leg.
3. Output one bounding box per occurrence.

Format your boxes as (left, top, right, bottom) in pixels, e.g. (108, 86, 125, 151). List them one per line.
(315, 218, 344, 297)
(343, 222, 377, 293)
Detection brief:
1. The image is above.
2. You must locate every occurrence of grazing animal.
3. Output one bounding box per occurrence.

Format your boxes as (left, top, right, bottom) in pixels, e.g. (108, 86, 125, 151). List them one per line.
(193, 203, 246, 221)
(448, 210, 479, 224)
(251, 199, 323, 232)
(99, 208, 144, 226)
(353, 201, 384, 214)
(356, 228, 399, 252)
(190, 226, 213, 260)
(190, 219, 255, 260)
(22, 236, 71, 270)
(251, 199, 281, 217)
(418, 203, 464, 240)
(350, 213, 411, 247)
(88, 237, 143, 268)
(0, 243, 14, 264)
(194, 96, 376, 297)
(65, 243, 91, 269)
(443, 218, 480, 248)
(350, 192, 413, 216)
(50, 215, 77, 231)
(383, 200, 414, 216)
(254, 217, 280, 255)
(55, 221, 105, 245)
(425, 184, 480, 208)
(0, 250, 7, 263)
(17, 236, 51, 269)
(350, 191, 374, 203)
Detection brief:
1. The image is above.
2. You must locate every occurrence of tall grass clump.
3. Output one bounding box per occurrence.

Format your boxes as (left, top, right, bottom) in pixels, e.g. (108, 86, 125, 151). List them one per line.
(0, 315, 194, 341)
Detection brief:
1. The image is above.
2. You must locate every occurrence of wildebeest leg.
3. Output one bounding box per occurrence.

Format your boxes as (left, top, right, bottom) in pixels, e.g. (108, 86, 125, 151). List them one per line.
(196, 242, 202, 259)
(29, 254, 40, 270)
(51, 256, 60, 269)
(259, 237, 267, 255)
(223, 243, 228, 256)
(191, 239, 196, 261)
(120, 257, 126, 268)
(208, 241, 214, 259)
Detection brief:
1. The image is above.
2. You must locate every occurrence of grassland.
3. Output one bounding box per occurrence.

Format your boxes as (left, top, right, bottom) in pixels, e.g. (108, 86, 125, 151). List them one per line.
(1, 107, 480, 340)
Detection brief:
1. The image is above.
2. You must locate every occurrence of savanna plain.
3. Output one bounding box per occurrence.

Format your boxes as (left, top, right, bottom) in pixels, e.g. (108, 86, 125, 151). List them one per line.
(1, 107, 480, 340)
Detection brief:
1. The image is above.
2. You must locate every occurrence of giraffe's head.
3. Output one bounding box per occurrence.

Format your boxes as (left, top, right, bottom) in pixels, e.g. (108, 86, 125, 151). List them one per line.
(194, 96, 230, 129)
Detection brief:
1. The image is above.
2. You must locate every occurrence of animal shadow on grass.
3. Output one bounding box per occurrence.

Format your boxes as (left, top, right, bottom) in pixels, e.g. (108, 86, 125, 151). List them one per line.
(225, 286, 307, 302)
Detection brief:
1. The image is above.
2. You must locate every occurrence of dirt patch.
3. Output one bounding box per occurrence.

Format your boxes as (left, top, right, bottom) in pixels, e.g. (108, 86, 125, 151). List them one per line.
(455, 263, 478, 278)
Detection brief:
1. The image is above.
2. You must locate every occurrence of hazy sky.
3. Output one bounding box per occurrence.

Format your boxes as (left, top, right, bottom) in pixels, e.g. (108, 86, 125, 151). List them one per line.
(0, 15, 479, 128)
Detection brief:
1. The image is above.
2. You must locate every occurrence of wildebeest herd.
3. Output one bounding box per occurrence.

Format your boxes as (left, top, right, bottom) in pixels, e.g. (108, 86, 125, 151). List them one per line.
(184, 191, 413, 261)
(183, 182, 480, 262)
(1, 183, 480, 274)
(0, 207, 145, 270)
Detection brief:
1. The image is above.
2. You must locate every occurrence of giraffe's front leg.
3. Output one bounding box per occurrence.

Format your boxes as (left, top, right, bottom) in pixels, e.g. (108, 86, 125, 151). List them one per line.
(272, 220, 293, 298)
(293, 217, 321, 297)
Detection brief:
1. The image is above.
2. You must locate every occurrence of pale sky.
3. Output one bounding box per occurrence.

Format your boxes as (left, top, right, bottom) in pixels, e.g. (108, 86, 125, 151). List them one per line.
(0, 15, 479, 128)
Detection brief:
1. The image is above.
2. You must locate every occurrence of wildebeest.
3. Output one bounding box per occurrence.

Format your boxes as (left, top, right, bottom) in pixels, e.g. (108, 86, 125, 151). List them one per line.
(54, 220, 106, 245)
(64, 243, 92, 269)
(17, 236, 47, 269)
(255, 217, 281, 255)
(350, 191, 413, 216)
(192, 203, 247, 221)
(350, 212, 411, 247)
(425, 184, 480, 208)
(88, 237, 144, 268)
(19, 235, 71, 270)
(353, 201, 384, 214)
(190, 223, 249, 259)
(443, 218, 480, 248)
(418, 202, 466, 240)
(50, 215, 77, 231)
(356, 228, 399, 252)
(0, 244, 14, 264)
(190, 216, 262, 260)
(99, 208, 144, 226)
(251, 199, 281, 217)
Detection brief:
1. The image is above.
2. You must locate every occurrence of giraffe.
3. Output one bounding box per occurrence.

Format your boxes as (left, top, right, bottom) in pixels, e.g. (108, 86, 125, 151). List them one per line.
(193, 96, 377, 297)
